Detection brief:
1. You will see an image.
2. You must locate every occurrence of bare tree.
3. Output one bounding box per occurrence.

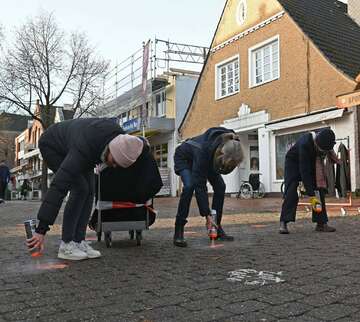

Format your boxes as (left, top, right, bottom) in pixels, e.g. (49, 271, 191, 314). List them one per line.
(0, 12, 109, 194)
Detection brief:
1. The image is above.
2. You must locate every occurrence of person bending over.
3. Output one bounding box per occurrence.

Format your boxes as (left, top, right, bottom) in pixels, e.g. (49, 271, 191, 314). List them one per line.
(173, 127, 243, 247)
(27, 118, 145, 260)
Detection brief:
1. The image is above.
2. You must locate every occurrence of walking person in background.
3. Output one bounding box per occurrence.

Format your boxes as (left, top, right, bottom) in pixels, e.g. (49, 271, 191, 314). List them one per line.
(279, 129, 339, 234)
(21, 179, 30, 200)
(26, 118, 147, 260)
(173, 127, 244, 247)
(0, 160, 10, 204)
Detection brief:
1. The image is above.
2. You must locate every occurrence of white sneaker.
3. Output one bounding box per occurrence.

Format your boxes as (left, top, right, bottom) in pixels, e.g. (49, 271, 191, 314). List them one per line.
(58, 241, 88, 261)
(76, 241, 101, 259)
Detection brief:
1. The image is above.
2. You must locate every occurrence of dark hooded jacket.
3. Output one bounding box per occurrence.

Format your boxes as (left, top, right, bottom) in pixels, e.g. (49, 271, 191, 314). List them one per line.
(174, 127, 235, 216)
(284, 133, 317, 197)
(0, 164, 10, 184)
(37, 118, 124, 231)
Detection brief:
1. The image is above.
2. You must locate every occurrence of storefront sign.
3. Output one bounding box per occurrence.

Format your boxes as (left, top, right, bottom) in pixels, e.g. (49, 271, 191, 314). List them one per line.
(122, 118, 140, 133)
(336, 91, 360, 108)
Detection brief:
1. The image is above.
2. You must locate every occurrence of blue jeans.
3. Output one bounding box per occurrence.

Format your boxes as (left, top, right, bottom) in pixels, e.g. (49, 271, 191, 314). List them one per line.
(175, 169, 225, 226)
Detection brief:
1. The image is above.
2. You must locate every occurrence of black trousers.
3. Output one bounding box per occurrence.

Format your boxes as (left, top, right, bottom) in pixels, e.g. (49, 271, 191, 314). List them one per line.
(40, 142, 94, 243)
(280, 181, 328, 224)
(0, 181, 6, 199)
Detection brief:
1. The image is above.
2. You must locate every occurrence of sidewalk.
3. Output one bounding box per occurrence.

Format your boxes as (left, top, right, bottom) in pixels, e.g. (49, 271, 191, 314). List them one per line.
(154, 196, 360, 219)
(1, 199, 360, 321)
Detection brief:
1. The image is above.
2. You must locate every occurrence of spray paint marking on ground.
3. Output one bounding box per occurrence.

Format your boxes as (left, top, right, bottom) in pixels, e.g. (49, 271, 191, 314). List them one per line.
(3, 259, 69, 275)
(227, 269, 285, 286)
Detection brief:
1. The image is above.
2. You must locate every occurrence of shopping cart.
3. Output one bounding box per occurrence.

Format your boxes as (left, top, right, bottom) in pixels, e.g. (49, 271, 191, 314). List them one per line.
(94, 168, 157, 248)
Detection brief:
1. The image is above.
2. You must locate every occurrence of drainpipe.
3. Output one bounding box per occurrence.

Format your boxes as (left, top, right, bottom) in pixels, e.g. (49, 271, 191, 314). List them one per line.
(354, 105, 360, 191)
(306, 37, 311, 114)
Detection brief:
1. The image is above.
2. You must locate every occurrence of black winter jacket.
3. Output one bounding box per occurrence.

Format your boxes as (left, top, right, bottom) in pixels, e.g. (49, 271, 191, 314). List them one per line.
(174, 127, 235, 216)
(36, 118, 124, 232)
(285, 133, 317, 197)
(96, 144, 163, 203)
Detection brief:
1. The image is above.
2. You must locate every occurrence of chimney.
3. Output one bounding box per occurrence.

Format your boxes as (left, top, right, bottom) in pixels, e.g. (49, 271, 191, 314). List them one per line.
(348, 0, 360, 26)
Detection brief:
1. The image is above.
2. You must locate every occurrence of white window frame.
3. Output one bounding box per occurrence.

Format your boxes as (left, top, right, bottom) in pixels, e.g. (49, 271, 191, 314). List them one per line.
(248, 35, 280, 88)
(236, 0, 247, 26)
(215, 54, 240, 100)
(155, 91, 166, 117)
(119, 111, 129, 125)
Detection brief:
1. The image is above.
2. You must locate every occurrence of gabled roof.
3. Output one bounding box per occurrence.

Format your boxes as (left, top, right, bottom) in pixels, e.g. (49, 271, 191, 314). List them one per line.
(278, 0, 360, 79)
(178, 1, 229, 132)
(0, 112, 31, 132)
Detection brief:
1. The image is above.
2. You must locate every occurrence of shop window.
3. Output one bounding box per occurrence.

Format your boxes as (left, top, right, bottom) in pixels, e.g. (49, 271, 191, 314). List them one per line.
(150, 143, 168, 168)
(215, 55, 240, 99)
(275, 128, 329, 180)
(249, 36, 279, 87)
(275, 131, 307, 180)
(250, 146, 259, 171)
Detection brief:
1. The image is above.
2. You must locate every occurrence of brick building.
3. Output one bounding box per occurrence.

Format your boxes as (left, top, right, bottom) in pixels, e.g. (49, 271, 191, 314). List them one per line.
(180, 0, 360, 193)
(12, 101, 74, 197)
(0, 112, 31, 168)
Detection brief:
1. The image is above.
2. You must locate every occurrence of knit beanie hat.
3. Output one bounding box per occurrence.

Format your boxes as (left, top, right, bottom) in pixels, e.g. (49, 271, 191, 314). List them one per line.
(315, 129, 336, 151)
(108, 134, 144, 168)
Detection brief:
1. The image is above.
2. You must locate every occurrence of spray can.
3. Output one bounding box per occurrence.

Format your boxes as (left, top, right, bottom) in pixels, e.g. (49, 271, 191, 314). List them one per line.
(24, 219, 42, 257)
(209, 210, 218, 241)
(314, 190, 323, 214)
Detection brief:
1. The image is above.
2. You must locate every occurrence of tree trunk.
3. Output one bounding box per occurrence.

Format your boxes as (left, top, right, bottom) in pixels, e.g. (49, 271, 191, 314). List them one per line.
(40, 104, 53, 200)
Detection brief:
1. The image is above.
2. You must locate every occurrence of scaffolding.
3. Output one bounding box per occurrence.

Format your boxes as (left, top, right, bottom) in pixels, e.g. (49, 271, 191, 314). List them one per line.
(99, 38, 208, 117)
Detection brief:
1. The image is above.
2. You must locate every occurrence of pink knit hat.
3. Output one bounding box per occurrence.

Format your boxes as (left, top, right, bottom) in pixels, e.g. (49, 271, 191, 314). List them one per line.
(108, 134, 144, 168)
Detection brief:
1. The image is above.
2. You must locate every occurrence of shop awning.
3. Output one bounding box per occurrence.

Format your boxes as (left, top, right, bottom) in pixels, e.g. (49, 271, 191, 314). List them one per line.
(266, 108, 344, 131)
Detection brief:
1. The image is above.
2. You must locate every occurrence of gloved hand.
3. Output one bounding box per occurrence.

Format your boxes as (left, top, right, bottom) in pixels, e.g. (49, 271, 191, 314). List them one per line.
(310, 196, 322, 213)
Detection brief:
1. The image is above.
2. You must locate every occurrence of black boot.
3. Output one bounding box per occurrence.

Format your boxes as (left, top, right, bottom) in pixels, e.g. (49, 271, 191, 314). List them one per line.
(216, 226, 234, 241)
(315, 223, 336, 232)
(173, 224, 187, 247)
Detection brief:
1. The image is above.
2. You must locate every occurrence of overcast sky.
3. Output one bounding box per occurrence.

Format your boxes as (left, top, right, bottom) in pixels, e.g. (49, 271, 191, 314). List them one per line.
(0, 0, 349, 66)
(0, 0, 226, 65)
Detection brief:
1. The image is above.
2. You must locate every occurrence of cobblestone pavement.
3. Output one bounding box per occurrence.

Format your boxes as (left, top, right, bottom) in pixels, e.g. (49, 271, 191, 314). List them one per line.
(1, 198, 360, 321)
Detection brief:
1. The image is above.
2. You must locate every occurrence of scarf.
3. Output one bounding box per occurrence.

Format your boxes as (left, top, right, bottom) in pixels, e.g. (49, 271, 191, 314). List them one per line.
(315, 156, 327, 189)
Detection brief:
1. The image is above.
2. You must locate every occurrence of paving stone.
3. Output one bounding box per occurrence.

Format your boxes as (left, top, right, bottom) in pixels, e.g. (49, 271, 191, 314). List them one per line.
(308, 304, 359, 321)
(1, 201, 360, 321)
(299, 292, 345, 307)
(266, 302, 313, 319)
(277, 315, 326, 322)
(258, 290, 304, 305)
(341, 295, 360, 306)
(0, 303, 27, 314)
(220, 311, 276, 321)
(180, 297, 228, 311)
(188, 308, 234, 321)
(224, 300, 269, 315)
